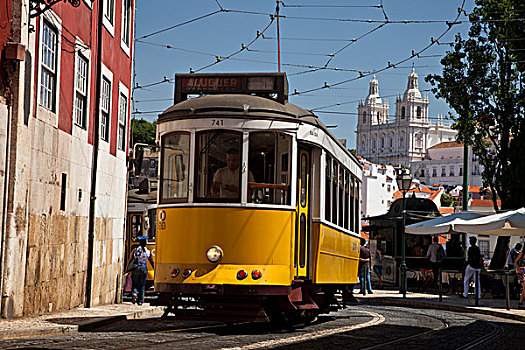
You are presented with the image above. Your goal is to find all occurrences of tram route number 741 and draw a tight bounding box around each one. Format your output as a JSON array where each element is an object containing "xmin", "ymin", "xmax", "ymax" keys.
[{"xmin": 211, "ymin": 119, "xmax": 224, "ymax": 126}]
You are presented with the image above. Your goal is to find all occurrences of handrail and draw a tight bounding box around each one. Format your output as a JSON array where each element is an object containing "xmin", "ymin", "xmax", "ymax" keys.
[{"xmin": 248, "ymin": 182, "xmax": 289, "ymax": 191}]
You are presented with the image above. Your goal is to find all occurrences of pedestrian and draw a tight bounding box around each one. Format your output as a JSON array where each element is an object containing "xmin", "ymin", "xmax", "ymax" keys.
[
  {"xmin": 125, "ymin": 236, "xmax": 155, "ymax": 306},
  {"xmin": 507, "ymin": 243, "xmax": 522, "ymax": 270},
  {"xmin": 515, "ymin": 249, "xmax": 525, "ymax": 308},
  {"xmin": 358, "ymin": 238, "xmax": 373, "ymax": 295},
  {"xmin": 427, "ymin": 235, "xmax": 446, "ymax": 289},
  {"xmin": 462, "ymin": 236, "xmax": 482, "ymax": 299},
  {"xmin": 373, "ymin": 247, "xmax": 384, "ymax": 289}
]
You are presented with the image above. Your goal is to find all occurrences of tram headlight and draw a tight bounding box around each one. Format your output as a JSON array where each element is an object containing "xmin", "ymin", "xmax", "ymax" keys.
[{"xmin": 206, "ymin": 246, "xmax": 223, "ymax": 263}]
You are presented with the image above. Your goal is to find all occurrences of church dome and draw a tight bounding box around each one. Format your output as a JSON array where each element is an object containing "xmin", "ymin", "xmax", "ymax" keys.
[
  {"xmin": 403, "ymin": 67, "xmax": 422, "ymax": 100},
  {"xmin": 366, "ymin": 75, "xmax": 382, "ymax": 104}
]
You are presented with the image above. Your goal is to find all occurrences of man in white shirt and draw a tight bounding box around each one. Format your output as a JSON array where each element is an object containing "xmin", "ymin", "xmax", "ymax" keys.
[{"xmin": 211, "ymin": 148, "xmax": 253, "ymax": 199}]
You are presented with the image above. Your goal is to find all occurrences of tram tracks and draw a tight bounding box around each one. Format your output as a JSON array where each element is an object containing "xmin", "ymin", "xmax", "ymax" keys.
[
  {"xmin": 359, "ymin": 308, "xmax": 450, "ymax": 350},
  {"xmin": 115, "ymin": 310, "xmax": 384, "ymax": 350},
  {"xmin": 455, "ymin": 320, "xmax": 502, "ymax": 350}
]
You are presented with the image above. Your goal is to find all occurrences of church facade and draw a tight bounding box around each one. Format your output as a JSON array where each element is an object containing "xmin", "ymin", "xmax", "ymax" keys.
[{"xmin": 356, "ymin": 68, "xmax": 456, "ymax": 168}]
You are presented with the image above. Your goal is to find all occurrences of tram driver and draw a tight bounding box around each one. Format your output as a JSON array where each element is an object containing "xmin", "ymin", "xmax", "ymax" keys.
[{"xmin": 211, "ymin": 148, "xmax": 254, "ymax": 199}]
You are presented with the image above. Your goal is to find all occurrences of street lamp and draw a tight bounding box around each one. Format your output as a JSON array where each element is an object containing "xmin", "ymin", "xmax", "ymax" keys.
[{"xmin": 396, "ymin": 169, "xmax": 412, "ymax": 298}]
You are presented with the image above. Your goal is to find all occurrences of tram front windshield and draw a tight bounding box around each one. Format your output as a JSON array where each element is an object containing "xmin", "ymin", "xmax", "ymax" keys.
[
  {"xmin": 161, "ymin": 129, "xmax": 291, "ymax": 205},
  {"xmin": 195, "ymin": 131, "xmax": 243, "ymax": 202}
]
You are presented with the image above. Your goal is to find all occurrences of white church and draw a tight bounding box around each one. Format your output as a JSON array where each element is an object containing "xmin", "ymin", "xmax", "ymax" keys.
[{"xmin": 356, "ymin": 68, "xmax": 457, "ymax": 167}]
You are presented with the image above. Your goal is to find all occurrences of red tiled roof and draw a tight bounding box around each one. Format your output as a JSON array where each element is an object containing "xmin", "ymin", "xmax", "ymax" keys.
[
  {"xmin": 470, "ymin": 199, "xmax": 502, "ymax": 208},
  {"xmin": 428, "ymin": 190, "xmax": 442, "ymax": 200},
  {"xmin": 428, "ymin": 141, "xmax": 463, "ymax": 149},
  {"xmin": 420, "ymin": 186, "xmax": 433, "ymax": 194},
  {"xmin": 439, "ymin": 207, "xmax": 455, "ymax": 214},
  {"xmin": 469, "ymin": 185, "xmax": 483, "ymax": 192}
]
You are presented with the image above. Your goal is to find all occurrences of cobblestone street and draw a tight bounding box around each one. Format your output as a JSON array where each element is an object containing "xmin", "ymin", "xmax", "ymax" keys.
[{"xmin": 1, "ymin": 303, "xmax": 523, "ymax": 349}]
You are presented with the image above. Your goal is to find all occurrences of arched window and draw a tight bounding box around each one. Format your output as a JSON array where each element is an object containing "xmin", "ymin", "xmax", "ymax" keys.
[
  {"xmin": 377, "ymin": 112, "xmax": 380, "ymax": 123},
  {"xmin": 417, "ymin": 106, "xmax": 422, "ymax": 118},
  {"xmin": 362, "ymin": 111, "xmax": 367, "ymax": 123},
  {"xmin": 380, "ymin": 137, "xmax": 385, "ymax": 148},
  {"xmin": 399, "ymin": 136, "xmax": 404, "ymax": 148},
  {"xmin": 401, "ymin": 106, "xmax": 405, "ymax": 119},
  {"xmin": 415, "ymin": 133, "xmax": 423, "ymax": 148}
]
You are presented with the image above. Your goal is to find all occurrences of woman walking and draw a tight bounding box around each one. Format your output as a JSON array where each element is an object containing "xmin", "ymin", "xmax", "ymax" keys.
[{"xmin": 125, "ymin": 236, "xmax": 155, "ymax": 306}]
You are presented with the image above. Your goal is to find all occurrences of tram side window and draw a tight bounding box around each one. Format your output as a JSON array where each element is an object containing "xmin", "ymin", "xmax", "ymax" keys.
[
  {"xmin": 160, "ymin": 132, "xmax": 190, "ymax": 203},
  {"xmin": 344, "ymin": 170, "xmax": 349, "ymax": 230},
  {"xmin": 248, "ymin": 132, "xmax": 291, "ymax": 205},
  {"xmin": 338, "ymin": 167, "xmax": 344, "ymax": 227},
  {"xmin": 147, "ymin": 208, "xmax": 156, "ymax": 241},
  {"xmin": 195, "ymin": 130, "xmax": 243, "ymax": 202},
  {"xmin": 349, "ymin": 177, "xmax": 355, "ymax": 232},
  {"xmin": 130, "ymin": 214, "xmax": 142, "ymax": 241},
  {"xmin": 331, "ymin": 161, "xmax": 338, "ymax": 224},
  {"xmin": 354, "ymin": 179, "xmax": 360, "ymax": 232},
  {"xmin": 325, "ymin": 156, "xmax": 331, "ymax": 221}
]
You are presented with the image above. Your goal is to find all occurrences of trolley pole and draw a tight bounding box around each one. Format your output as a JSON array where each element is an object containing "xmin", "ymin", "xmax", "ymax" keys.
[{"xmin": 276, "ymin": 0, "xmax": 281, "ymax": 72}]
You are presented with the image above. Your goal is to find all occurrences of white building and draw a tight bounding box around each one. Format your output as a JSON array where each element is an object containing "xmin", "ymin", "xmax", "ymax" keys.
[
  {"xmin": 359, "ymin": 157, "xmax": 398, "ymax": 221},
  {"xmin": 410, "ymin": 141, "xmax": 483, "ymax": 187},
  {"xmin": 356, "ymin": 68, "xmax": 457, "ymax": 167}
]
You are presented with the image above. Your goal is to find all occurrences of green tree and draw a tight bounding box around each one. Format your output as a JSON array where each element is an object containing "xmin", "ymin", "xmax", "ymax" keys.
[
  {"xmin": 426, "ymin": 0, "xmax": 524, "ymax": 268},
  {"xmin": 440, "ymin": 193, "xmax": 458, "ymax": 207},
  {"xmin": 131, "ymin": 118, "xmax": 156, "ymax": 147}
]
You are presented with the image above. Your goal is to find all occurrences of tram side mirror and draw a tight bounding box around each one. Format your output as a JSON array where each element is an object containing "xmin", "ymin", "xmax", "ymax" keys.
[{"xmin": 175, "ymin": 154, "xmax": 185, "ymax": 182}]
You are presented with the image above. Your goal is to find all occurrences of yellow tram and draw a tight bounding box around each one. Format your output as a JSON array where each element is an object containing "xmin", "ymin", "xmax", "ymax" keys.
[
  {"xmin": 154, "ymin": 73, "xmax": 362, "ymax": 322},
  {"xmin": 125, "ymin": 150, "xmax": 158, "ymax": 286}
]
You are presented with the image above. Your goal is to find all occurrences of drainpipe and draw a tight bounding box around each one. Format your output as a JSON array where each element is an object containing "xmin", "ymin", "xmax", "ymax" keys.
[
  {"xmin": 85, "ymin": 0, "xmax": 104, "ymax": 308},
  {"xmin": 0, "ymin": 102, "xmax": 13, "ymax": 317}
]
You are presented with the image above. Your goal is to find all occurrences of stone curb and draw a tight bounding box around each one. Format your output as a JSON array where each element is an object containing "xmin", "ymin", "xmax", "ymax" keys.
[
  {"xmin": 0, "ymin": 306, "xmax": 164, "ymax": 340},
  {"xmin": 0, "ymin": 325, "xmax": 78, "ymax": 340},
  {"xmin": 358, "ymin": 297, "xmax": 525, "ymax": 323},
  {"xmin": 77, "ymin": 306, "xmax": 164, "ymax": 331}
]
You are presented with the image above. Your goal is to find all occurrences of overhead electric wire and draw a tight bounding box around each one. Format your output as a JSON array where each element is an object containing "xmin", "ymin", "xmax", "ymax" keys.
[
  {"xmin": 324, "ymin": 23, "xmax": 386, "ymax": 67},
  {"xmin": 214, "ymin": 0, "xmax": 224, "ymax": 11},
  {"xmin": 313, "ymin": 110, "xmax": 454, "ymax": 121},
  {"xmin": 138, "ymin": 10, "xmax": 223, "ymax": 40},
  {"xmin": 309, "ymin": 90, "xmax": 432, "ymax": 111},
  {"xmin": 245, "ymin": 48, "xmax": 334, "ymax": 57},
  {"xmin": 225, "ymin": 9, "xmax": 461, "ymax": 24},
  {"xmin": 292, "ymin": 0, "xmax": 468, "ymax": 96},
  {"xmin": 194, "ymin": 12, "xmax": 276, "ymax": 72},
  {"xmin": 281, "ymin": 3, "xmax": 382, "ymax": 8},
  {"xmin": 225, "ymin": 8, "xmax": 524, "ymax": 24}
]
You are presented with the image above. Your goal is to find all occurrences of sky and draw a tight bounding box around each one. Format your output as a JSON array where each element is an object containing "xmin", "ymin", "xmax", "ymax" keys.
[{"xmin": 133, "ymin": 0, "xmax": 475, "ymax": 148}]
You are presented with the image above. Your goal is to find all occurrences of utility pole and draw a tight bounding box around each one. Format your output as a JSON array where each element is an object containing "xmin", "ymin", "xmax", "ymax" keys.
[{"xmin": 462, "ymin": 143, "xmax": 469, "ymax": 258}]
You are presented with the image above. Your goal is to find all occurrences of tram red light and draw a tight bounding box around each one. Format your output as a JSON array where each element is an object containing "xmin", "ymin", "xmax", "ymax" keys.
[
  {"xmin": 251, "ymin": 270, "xmax": 262, "ymax": 280},
  {"xmin": 182, "ymin": 269, "xmax": 192, "ymax": 278},
  {"xmin": 171, "ymin": 268, "xmax": 180, "ymax": 278},
  {"xmin": 237, "ymin": 270, "xmax": 248, "ymax": 280}
]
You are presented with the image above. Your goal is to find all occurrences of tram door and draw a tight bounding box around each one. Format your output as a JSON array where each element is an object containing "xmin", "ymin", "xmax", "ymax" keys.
[{"xmin": 295, "ymin": 146, "xmax": 310, "ymax": 278}]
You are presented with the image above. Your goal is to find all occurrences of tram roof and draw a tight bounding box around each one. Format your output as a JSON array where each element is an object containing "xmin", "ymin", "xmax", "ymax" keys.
[{"xmin": 159, "ymin": 94, "xmax": 360, "ymax": 165}]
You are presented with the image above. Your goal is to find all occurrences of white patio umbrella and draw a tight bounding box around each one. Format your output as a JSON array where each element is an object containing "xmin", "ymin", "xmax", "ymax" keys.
[
  {"xmin": 405, "ymin": 211, "xmax": 487, "ymax": 235},
  {"xmin": 454, "ymin": 208, "xmax": 525, "ymax": 236}
]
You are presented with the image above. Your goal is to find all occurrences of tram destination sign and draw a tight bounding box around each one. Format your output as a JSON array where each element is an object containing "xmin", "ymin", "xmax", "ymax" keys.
[
  {"xmin": 175, "ymin": 73, "xmax": 288, "ymax": 103},
  {"xmin": 182, "ymin": 77, "xmax": 241, "ymax": 91}
]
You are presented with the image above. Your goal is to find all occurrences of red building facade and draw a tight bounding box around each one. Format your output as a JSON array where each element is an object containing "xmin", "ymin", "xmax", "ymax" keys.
[{"xmin": 0, "ymin": 0, "xmax": 134, "ymax": 317}]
